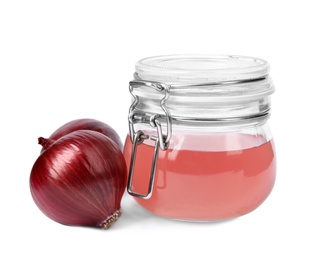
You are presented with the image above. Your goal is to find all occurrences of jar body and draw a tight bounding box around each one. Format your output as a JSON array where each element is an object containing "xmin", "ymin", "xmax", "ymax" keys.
[
  {"xmin": 126, "ymin": 54, "xmax": 276, "ymax": 220},
  {"xmin": 123, "ymin": 122, "xmax": 276, "ymax": 220}
]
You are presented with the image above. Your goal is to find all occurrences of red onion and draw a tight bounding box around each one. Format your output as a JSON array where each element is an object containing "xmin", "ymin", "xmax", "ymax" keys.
[
  {"xmin": 30, "ymin": 130, "xmax": 127, "ymax": 229},
  {"xmin": 39, "ymin": 118, "xmax": 123, "ymax": 152}
]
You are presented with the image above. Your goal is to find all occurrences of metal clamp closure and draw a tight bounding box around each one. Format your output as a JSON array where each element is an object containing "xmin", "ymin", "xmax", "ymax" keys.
[
  {"xmin": 127, "ymin": 80, "xmax": 172, "ymax": 199},
  {"xmin": 128, "ymin": 80, "xmax": 172, "ymax": 149}
]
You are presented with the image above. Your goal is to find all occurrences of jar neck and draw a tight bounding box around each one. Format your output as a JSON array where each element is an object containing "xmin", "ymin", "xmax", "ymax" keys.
[{"xmin": 134, "ymin": 114, "xmax": 270, "ymax": 132}]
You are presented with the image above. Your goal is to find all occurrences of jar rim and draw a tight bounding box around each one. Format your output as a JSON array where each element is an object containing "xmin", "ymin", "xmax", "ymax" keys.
[{"xmin": 135, "ymin": 54, "xmax": 270, "ymax": 83}]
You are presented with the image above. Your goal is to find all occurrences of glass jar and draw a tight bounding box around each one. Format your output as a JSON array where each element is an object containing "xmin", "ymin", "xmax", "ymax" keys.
[{"xmin": 124, "ymin": 54, "xmax": 276, "ymax": 221}]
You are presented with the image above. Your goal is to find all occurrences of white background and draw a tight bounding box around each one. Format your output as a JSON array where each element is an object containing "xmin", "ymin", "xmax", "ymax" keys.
[{"xmin": 1, "ymin": 0, "xmax": 324, "ymax": 259}]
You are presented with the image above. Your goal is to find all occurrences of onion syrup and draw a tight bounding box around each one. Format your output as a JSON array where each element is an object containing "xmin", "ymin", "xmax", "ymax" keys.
[{"xmin": 124, "ymin": 133, "xmax": 276, "ymax": 220}]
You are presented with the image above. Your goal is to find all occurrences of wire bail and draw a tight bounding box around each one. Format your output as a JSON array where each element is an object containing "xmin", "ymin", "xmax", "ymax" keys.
[{"xmin": 127, "ymin": 80, "xmax": 172, "ymax": 199}]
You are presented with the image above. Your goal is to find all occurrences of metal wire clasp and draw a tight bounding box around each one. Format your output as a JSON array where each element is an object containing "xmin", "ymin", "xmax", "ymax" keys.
[{"xmin": 127, "ymin": 80, "xmax": 172, "ymax": 199}]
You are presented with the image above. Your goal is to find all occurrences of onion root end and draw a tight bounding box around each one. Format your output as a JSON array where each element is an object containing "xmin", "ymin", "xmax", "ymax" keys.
[{"xmin": 100, "ymin": 210, "xmax": 122, "ymax": 229}]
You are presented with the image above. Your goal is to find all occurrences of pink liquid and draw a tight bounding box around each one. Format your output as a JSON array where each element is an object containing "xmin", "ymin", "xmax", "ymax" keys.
[{"xmin": 123, "ymin": 133, "xmax": 276, "ymax": 220}]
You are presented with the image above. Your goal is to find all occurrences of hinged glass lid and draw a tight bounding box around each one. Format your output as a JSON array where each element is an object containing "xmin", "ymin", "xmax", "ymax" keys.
[{"xmin": 131, "ymin": 54, "xmax": 275, "ymax": 124}]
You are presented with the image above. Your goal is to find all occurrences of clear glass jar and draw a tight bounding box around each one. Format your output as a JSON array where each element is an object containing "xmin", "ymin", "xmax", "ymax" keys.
[{"xmin": 124, "ymin": 54, "xmax": 276, "ymax": 221}]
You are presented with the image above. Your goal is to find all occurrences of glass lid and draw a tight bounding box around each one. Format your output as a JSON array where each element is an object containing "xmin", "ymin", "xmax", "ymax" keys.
[{"xmin": 135, "ymin": 54, "xmax": 270, "ymax": 83}]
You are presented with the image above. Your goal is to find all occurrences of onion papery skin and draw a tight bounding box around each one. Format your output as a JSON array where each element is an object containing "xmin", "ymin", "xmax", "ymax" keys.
[
  {"xmin": 41, "ymin": 118, "xmax": 123, "ymax": 152},
  {"xmin": 30, "ymin": 130, "xmax": 127, "ymax": 229}
]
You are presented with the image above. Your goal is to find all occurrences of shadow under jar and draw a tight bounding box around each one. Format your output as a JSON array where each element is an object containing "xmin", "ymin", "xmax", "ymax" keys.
[{"xmin": 124, "ymin": 54, "xmax": 276, "ymax": 221}]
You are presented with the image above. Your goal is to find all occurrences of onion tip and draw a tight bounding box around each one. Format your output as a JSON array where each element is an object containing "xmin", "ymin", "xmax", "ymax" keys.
[
  {"xmin": 100, "ymin": 210, "xmax": 122, "ymax": 229},
  {"xmin": 38, "ymin": 137, "xmax": 55, "ymax": 150}
]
